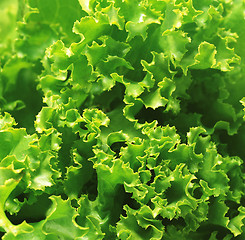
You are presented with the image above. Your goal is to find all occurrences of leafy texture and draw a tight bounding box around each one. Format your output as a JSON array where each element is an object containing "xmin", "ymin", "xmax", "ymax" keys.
[{"xmin": 0, "ymin": 0, "xmax": 245, "ymax": 239}]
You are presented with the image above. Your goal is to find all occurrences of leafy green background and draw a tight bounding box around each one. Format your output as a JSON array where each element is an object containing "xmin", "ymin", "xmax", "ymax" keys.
[{"xmin": 0, "ymin": 0, "xmax": 245, "ymax": 239}]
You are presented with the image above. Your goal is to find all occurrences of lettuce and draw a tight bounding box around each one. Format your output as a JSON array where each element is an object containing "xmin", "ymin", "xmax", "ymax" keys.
[{"xmin": 0, "ymin": 0, "xmax": 245, "ymax": 239}]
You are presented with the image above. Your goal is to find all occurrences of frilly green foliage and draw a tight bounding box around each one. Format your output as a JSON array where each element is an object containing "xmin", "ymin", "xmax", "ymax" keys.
[{"xmin": 0, "ymin": 0, "xmax": 245, "ymax": 239}]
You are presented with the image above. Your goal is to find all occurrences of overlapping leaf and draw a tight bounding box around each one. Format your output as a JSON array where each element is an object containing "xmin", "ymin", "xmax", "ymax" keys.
[{"xmin": 0, "ymin": 0, "xmax": 245, "ymax": 239}]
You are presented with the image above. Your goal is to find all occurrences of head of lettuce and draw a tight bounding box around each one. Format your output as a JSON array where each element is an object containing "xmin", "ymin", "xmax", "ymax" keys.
[{"xmin": 0, "ymin": 0, "xmax": 245, "ymax": 239}]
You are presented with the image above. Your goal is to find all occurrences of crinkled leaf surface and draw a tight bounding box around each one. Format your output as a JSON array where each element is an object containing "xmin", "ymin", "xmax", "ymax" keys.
[{"xmin": 0, "ymin": 0, "xmax": 245, "ymax": 239}]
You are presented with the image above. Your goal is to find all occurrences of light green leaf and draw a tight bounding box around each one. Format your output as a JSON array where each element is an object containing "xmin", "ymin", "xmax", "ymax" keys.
[{"xmin": 43, "ymin": 196, "xmax": 85, "ymax": 239}]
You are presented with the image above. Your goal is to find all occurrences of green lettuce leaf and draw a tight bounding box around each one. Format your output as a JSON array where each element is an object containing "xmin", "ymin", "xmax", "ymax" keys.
[{"xmin": 1, "ymin": 0, "xmax": 245, "ymax": 239}]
